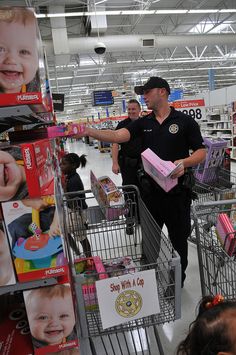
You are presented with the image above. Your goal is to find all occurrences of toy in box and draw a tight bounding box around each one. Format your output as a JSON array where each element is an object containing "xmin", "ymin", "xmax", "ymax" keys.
[
  {"xmin": 0, "ymin": 293, "xmax": 33, "ymax": 355},
  {"xmin": 0, "ymin": 139, "xmax": 54, "ymax": 202},
  {"xmin": 90, "ymin": 170, "xmax": 126, "ymax": 221},
  {"xmin": 141, "ymin": 148, "xmax": 178, "ymax": 192},
  {"xmin": 0, "ymin": 7, "xmax": 53, "ymax": 114},
  {"xmin": 0, "ymin": 219, "xmax": 16, "ymax": 287},
  {"xmin": 1, "ymin": 196, "xmax": 68, "ymax": 282},
  {"xmin": 74, "ymin": 256, "xmax": 108, "ymax": 310},
  {"xmin": 47, "ymin": 123, "xmax": 85, "ymax": 138},
  {"xmin": 103, "ymin": 257, "xmax": 136, "ymax": 277},
  {"xmin": 216, "ymin": 213, "xmax": 236, "ymax": 256},
  {"xmin": 24, "ymin": 283, "xmax": 78, "ymax": 354}
]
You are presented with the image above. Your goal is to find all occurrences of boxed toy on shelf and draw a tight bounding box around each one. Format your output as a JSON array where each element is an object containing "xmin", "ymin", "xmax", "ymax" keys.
[
  {"xmin": 23, "ymin": 282, "xmax": 78, "ymax": 354},
  {"xmin": 1, "ymin": 196, "xmax": 68, "ymax": 282},
  {"xmin": 0, "ymin": 7, "xmax": 53, "ymax": 114},
  {"xmin": 90, "ymin": 170, "xmax": 125, "ymax": 220},
  {"xmin": 0, "ymin": 138, "xmax": 54, "ymax": 202},
  {"xmin": 0, "ymin": 218, "xmax": 16, "ymax": 287},
  {"xmin": 141, "ymin": 148, "xmax": 178, "ymax": 192}
]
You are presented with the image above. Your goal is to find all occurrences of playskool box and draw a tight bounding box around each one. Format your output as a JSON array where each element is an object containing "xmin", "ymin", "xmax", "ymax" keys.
[
  {"xmin": 0, "ymin": 139, "xmax": 54, "ymax": 202},
  {"xmin": 141, "ymin": 148, "xmax": 178, "ymax": 192},
  {"xmin": 0, "ymin": 7, "xmax": 53, "ymax": 113},
  {"xmin": 23, "ymin": 282, "xmax": 78, "ymax": 355},
  {"xmin": 90, "ymin": 170, "xmax": 125, "ymax": 220},
  {"xmin": 1, "ymin": 197, "xmax": 68, "ymax": 282},
  {"xmin": 0, "ymin": 219, "xmax": 16, "ymax": 287}
]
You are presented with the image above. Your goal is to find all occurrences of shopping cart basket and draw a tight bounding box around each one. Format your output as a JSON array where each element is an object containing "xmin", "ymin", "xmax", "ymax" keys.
[
  {"xmin": 61, "ymin": 186, "xmax": 181, "ymax": 355},
  {"xmin": 192, "ymin": 199, "xmax": 236, "ymax": 299}
]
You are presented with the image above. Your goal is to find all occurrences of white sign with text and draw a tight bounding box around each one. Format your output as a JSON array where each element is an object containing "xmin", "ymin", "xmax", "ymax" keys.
[
  {"xmin": 172, "ymin": 99, "xmax": 206, "ymax": 121},
  {"xmin": 96, "ymin": 269, "xmax": 160, "ymax": 329}
]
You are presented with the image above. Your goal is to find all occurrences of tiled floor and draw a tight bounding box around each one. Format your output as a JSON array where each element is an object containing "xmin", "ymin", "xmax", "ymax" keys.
[{"xmin": 66, "ymin": 139, "xmax": 202, "ymax": 355}]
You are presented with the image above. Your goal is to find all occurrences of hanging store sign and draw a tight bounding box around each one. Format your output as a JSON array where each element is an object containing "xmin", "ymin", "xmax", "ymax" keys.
[
  {"xmin": 96, "ymin": 269, "xmax": 160, "ymax": 330},
  {"xmin": 172, "ymin": 99, "xmax": 206, "ymax": 121},
  {"xmin": 52, "ymin": 93, "xmax": 65, "ymax": 111}
]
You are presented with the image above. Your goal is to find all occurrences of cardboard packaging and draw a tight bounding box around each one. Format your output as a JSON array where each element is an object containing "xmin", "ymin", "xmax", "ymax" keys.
[
  {"xmin": 1, "ymin": 197, "xmax": 68, "ymax": 282},
  {"xmin": 0, "ymin": 294, "xmax": 34, "ymax": 355},
  {"xmin": 47, "ymin": 123, "xmax": 85, "ymax": 138},
  {"xmin": 216, "ymin": 213, "xmax": 236, "ymax": 256},
  {"xmin": 0, "ymin": 219, "xmax": 16, "ymax": 287},
  {"xmin": 90, "ymin": 170, "xmax": 125, "ymax": 220},
  {"xmin": 141, "ymin": 148, "xmax": 178, "ymax": 192},
  {"xmin": 0, "ymin": 7, "xmax": 53, "ymax": 114},
  {"xmin": 24, "ymin": 282, "xmax": 78, "ymax": 354},
  {"xmin": 0, "ymin": 139, "xmax": 54, "ymax": 202}
]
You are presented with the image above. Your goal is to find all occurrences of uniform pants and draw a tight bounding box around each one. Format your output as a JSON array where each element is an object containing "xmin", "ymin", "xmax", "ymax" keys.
[{"xmin": 143, "ymin": 185, "xmax": 191, "ymax": 283}]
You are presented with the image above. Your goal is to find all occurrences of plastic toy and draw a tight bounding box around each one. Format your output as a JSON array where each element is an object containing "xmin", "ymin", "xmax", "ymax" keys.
[{"xmin": 13, "ymin": 196, "xmax": 63, "ymax": 270}]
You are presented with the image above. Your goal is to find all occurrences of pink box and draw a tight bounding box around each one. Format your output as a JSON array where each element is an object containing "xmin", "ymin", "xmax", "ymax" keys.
[
  {"xmin": 141, "ymin": 148, "xmax": 178, "ymax": 192},
  {"xmin": 47, "ymin": 123, "xmax": 85, "ymax": 138},
  {"xmin": 216, "ymin": 213, "xmax": 236, "ymax": 256}
]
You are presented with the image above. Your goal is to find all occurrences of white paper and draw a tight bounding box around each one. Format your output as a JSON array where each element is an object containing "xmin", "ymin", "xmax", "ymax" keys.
[{"xmin": 96, "ymin": 269, "xmax": 160, "ymax": 330}]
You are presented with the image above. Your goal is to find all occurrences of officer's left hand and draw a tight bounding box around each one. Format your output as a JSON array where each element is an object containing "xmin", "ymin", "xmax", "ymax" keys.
[{"xmin": 171, "ymin": 160, "xmax": 185, "ymax": 179}]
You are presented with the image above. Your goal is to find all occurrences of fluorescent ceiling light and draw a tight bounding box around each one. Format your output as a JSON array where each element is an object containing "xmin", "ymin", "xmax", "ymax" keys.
[
  {"xmin": 95, "ymin": 0, "xmax": 107, "ymax": 5},
  {"xmin": 36, "ymin": 9, "xmax": 236, "ymax": 18}
]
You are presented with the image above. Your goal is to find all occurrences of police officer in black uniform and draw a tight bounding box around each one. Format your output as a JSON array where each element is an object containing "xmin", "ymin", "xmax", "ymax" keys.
[{"xmin": 75, "ymin": 77, "xmax": 206, "ymax": 287}]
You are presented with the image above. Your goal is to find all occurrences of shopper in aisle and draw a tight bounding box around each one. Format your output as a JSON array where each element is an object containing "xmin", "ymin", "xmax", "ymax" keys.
[
  {"xmin": 0, "ymin": 7, "xmax": 40, "ymax": 94},
  {"xmin": 60, "ymin": 153, "xmax": 91, "ymax": 257},
  {"xmin": 112, "ymin": 99, "xmax": 142, "ymax": 234},
  {"xmin": 25, "ymin": 284, "xmax": 76, "ymax": 347},
  {"xmin": 74, "ymin": 76, "xmax": 206, "ymax": 287},
  {"xmin": 176, "ymin": 295, "xmax": 236, "ymax": 355}
]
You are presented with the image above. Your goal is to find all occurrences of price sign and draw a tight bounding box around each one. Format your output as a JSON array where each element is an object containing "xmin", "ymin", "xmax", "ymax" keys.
[{"xmin": 172, "ymin": 99, "xmax": 206, "ymax": 121}]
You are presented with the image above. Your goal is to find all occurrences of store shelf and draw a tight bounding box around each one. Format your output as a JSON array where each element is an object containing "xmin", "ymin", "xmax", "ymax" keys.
[{"xmin": 0, "ymin": 277, "xmax": 58, "ymax": 296}]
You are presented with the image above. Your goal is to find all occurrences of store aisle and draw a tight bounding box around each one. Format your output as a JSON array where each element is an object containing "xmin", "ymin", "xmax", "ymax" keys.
[{"xmin": 66, "ymin": 139, "xmax": 201, "ymax": 355}]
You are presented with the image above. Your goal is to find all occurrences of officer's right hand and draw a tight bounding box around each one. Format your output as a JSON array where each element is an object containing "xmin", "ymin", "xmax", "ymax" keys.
[{"xmin": 112, "ymin": 163, "xmax": 120, "ymax": 174}]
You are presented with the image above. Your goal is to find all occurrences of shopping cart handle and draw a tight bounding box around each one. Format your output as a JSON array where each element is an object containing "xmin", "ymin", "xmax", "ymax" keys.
[{"xmin": 195, "ymin": 199, "xmax": 236, "ymax": 208}]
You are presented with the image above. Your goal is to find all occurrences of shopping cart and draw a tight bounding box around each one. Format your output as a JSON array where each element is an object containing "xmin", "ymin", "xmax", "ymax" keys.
[
  {"xmin": 61, "ymin": 186, "xmax": 181, "ymax": 355},
  {"xmin": 192, "ymin": 199, "xmax": 236, "ymax": 299},
  {"xmin": 189, "ymin": 166, "xmax": 236, "ymax": 243}
]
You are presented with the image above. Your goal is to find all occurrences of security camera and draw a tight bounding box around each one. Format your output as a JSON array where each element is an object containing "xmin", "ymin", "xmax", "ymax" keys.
[{"xmin": 94, "ymin": 42, "xmax": 106, "ymax": 55}]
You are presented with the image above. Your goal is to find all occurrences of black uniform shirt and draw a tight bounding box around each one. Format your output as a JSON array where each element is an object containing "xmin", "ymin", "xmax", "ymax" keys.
[
  {"xmin": 126, "ymin": 107, "xmax": 205, "ymax": 162},
  {"xmin": 66, "ymin": 172, "xmax": 88, "ymax": 210},
  {"xmin": 115, "ymin": 118, "xmax": 143, "ymax": 159}
]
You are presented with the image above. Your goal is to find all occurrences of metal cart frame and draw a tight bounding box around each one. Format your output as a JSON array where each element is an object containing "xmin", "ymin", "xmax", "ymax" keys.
[
  {"xmin": 60, "ymin": 186, "xmax": 181, "ymax": 355},
  {"xmin": 192, "ymin": 199, "xmax": 236, "ymax": 298}
]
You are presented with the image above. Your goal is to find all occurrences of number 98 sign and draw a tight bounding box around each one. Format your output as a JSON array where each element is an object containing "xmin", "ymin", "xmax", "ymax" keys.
[{"xmin": 172, "ymin": 99, "xmax": 206, "ymax": 121}]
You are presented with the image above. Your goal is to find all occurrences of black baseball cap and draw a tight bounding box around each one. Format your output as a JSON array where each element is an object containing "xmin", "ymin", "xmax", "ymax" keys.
[{"xmin": 134, "ymin": 77, "xmax": 171, "ymax": 95}]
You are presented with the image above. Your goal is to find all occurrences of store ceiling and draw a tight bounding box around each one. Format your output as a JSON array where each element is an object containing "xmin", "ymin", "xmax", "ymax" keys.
[{"xmin": 2, "ymin": 0, "xmax": 236, "ymax": 118}]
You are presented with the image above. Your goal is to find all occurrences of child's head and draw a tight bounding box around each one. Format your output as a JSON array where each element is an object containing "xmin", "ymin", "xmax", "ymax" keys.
[
  {"xmin": 60, "ymin": 153, "xmax": 87, "ymax": 175},
  {"xmin": 0, "ymin": 7, "xmax": 39, "ymax": 93},
  {"xmin": 177, "ymin": 295, "xmax": 236, "ymax": 355},
  {"xmin": 25, "ymin": 284, "xmax": 75, "ymax": 346}
]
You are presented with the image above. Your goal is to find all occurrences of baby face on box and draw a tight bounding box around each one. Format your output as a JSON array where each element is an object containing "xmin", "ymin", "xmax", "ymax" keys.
[
  {"xmin": 0, "ymin": 223, "xmax": 15, "ymax": 286},
  {"xmin": 25, "ymin": 284, "xmax": 76, "ymax": 347}
]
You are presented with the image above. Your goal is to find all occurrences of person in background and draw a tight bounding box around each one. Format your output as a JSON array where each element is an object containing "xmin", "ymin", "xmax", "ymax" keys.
[
  {"xmin": 74, "ymin": 76, "xmax": 206, "ymax": 287},
  {"xmin": 0, "ymin": 7, "xmax": 40, "ymax": 94},
  {"xmin": 176, "ymin": 295, "xmax": 236, "ymax": 355},
  {"xmin": 112, "ymin": 99, "xmax": 142, "ymax": 234},
  {"xmin": 60, "ymin": 153, "xmax": 91, "ymax": 257}
]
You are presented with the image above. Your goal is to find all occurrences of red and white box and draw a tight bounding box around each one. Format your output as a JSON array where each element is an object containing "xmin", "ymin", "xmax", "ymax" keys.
[
  {"xmin": 216, "ymin": 213, "xmax": 236, "ymax": 256},
  {"xmin": 1, "ymin": 197, "xmax": 68, "ymax": 282},
  {"xmin": 23, "ymin": 282, "xmax": 78, "ymax": 354},
  {"xmin": 21, "ymin": 139, "xmax": 54, "ymax": 198},
  {"xmin": 141, "ymin": 148, "xmax": 178, "ymax": 192}
]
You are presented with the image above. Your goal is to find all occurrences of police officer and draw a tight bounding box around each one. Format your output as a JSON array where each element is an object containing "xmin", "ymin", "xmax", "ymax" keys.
[{"xmin": 75, "ymin": 77, "xmax": 206, "ymax": 287}]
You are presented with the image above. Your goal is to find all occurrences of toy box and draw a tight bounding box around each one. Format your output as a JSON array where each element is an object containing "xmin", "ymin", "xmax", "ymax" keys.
[
  {"xmin": 1, "ymin": 197, "xmax": 68, "ymax": 282},
  {"xmin": 141, "ymin": 148, "xmax": 178, "ymax": 192},
  {"xmin": 0, "ymin": 293, "xmax": 34, "ymax": 355},
  {"xmin": 0, "ymin": 219, "xmax": 16, "ymax": 287},
  {"xmin": 23, "ymin": 282, "xmax": 78, "ymax": 354},
  {"xmin": 75, "ymin": 256, "xmax": 108, "ymax": 310},
  {"xmin": 0, "ymin": 7, "xmax": 53, "ymax": 114},
  {"xmin": 0, "ymin": 139, "xmax": 54, "ymax": 202},
  {"xmin": 90, "ymin": 170, "xmax": 126, "ymax": 220},
  {"xmin": 47, "ymin": 123, "xmax": 85, "ymax": 138},
  {"xmin": 216, "ymin": 213, "xmax": 236, "ymax": 256},
  {"xmin": 103, "ymin": 256, "xmax": 136, "ymax": 277}
]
